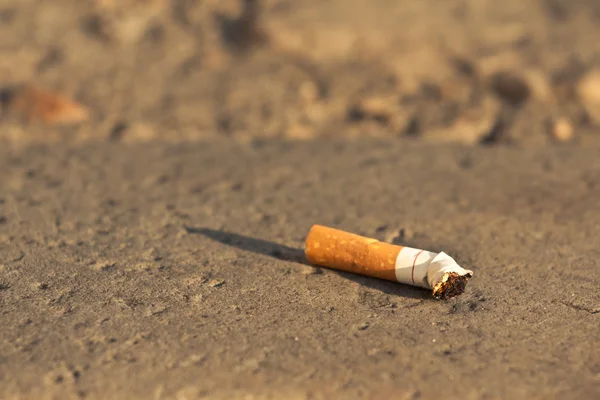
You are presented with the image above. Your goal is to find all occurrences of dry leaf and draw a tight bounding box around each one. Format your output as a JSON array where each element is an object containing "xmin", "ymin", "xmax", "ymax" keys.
[{"xmin": 8, "ymin": 86, "xmax": 90, "ymax": 125}]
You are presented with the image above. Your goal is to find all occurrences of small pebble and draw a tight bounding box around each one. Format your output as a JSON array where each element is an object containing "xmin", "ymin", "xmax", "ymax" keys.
[
  {"xmin": 577, "ymin": 69, "xmax": 600, "ymax": 123},
  {"xmin": 577, "ymin": 69, "xmax": 600, "ymax": 106},
  {"xmin": 348, "ymin": 96, "xmax": 397, "ymax": 123},
  {"xmin": 93, "ymin": 260, "xmax": 116, "ymax": 271},
  {"xmin": 285, "ymin": 123, "xmax": 315, "ymax": 140},
  {"xmin": 551, "ymin": 117, "xmax": 574, "ymax": 142},
  {"xmin": 489, "ymin": 71, "xmax": 530, "ymax": 106},
  {"xmin": 301, "ymin": 266, "xmax": 321, "ymax": 275},
  {"xmin": 357, "ymin": 322, "xmax": 370, "ymax": 331},
  {"xmin": 144, "ymin": 247, "xmax": 162, "ymax": 261},
  {"xmin": 208, "ymin": 279, "xmax": 225, "ymax": 288}
]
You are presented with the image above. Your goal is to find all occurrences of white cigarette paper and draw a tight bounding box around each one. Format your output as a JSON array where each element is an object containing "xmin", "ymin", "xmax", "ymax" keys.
[{"xmin": 394, "ymin": 247, "xmax": 473, "ymax": 297}]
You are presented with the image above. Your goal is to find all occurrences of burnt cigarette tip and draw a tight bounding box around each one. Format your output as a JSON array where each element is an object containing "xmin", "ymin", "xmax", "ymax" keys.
[{"xmin": 432, "ymin": 272, "xmax": 472, "ymax": 300}]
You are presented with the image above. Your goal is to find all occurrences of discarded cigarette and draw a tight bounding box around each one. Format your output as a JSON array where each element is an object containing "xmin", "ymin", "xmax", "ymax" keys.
[{"xmin": 304, "ymin": 225, "xmax": 473, "ymax": 299}]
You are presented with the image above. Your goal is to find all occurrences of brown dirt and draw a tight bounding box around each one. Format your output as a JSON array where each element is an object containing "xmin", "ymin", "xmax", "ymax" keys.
[{"xmin": 1, "ymin": 1, "xmax": 600, "ymax": 399}]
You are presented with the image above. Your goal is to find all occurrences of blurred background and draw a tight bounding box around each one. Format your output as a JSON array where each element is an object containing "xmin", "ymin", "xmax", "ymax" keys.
[{"xmin": 2, "ymin": 0, "xmax": 600, "ymax": 146}]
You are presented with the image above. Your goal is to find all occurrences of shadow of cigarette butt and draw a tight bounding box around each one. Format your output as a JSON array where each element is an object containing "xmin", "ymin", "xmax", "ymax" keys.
[
  {"xmin": 185, "ymin": 226, "xmax": 430, "ymax": 300},
  {"xmin": 184, "ymin": 226, "xmax": 310, "ymax": 265}
]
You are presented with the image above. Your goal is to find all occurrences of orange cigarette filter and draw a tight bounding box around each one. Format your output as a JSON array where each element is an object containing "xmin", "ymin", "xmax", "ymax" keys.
[
  {"xmin": 305, "ymin": 225, "xmax": 473, "ymax": 299},
  {"xmin": 305, "ymin": 224, "xmax": 401, "ymax": 282}
]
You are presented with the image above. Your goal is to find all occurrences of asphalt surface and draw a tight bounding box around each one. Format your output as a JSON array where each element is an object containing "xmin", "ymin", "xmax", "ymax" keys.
[{"xmin": 1, "ymin": 139, "xmax": 599, "ymax": 399}]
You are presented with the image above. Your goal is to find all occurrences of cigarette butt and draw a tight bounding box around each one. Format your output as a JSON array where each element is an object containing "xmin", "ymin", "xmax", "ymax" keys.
[{"xmin": 305, "ymin": 225, "xmax": 473, "ymax": 299}]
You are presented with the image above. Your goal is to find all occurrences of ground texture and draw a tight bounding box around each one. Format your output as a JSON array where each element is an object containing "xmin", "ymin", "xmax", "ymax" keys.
[{"xmin": 1, "ymin": 140, "xmax": 599, "ymax": 399}]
